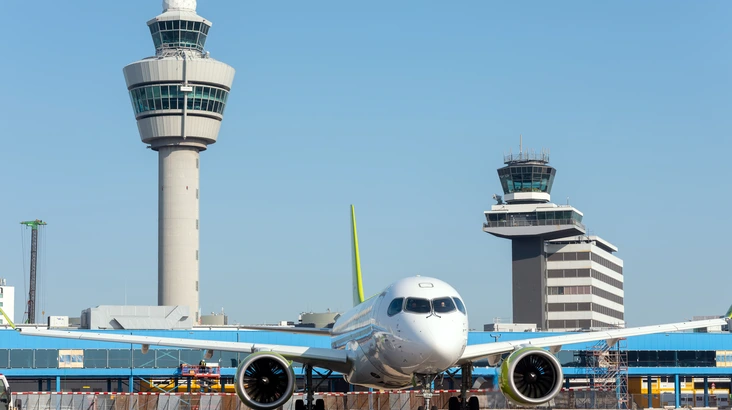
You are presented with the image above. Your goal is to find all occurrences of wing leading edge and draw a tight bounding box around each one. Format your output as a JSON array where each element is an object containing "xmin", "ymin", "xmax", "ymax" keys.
[
  {"xmin": 18, "ymin": 328, "xmax": 350, "ymax": 372},
  {"xmin": 458, "ymin": 317, "xmax": 728, "ymax": 365}
]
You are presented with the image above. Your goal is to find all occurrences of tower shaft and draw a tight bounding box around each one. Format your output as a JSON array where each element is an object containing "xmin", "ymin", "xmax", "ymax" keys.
[{"xmin": 158, "ymin": 147, "xmax": 200, "ymax": 315}]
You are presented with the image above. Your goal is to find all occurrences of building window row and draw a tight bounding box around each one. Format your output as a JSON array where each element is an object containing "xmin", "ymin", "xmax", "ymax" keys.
[
  {"xmin": 592, "ymin": 303, "xmax": 624, "ymax": 320},
  {"xmin": 547, "ymin": 302, "xmax": 624, "ymax": 320},
  {"xmin": 548, "ymin": 285, "xmax": 591, "ymax": 295},
  {"xmin": 547, "ymin": 251, "xmax": 591, "ymax": 262},
  {"xmin": 129, "ymin": 84, "xmax": 229, "ymax": 116},
  {"xmin": 0, "ymin": 348, "xmax": 244, "ymax": 369},
  {"xmin": 591, "ymin": 286, "xmax": 623, "ymax": 305},
  {"xmin": 548, "ymin": 302, "xmax": 591, "ymax": 312},
  {"xmin": 498, "ymin": 165, "xmax": 556, "ymax": 194},
  {"xmin": 591, "ymin": 253, "xmax": 623, "ymax": 274},
  {"xmin": 627, "ymin": 351, "xmax": 716, "ymax": 368},
  {"xmin": 548, "ymin": 319, "xmax": 621, "ymax": 331},
  {"xmin": 149, "ymin": 20, "xmax": 210, "ymax": 52},
  {"xmin": 547, "ymin": 268, "xmax": 623, "ymax": 290}
]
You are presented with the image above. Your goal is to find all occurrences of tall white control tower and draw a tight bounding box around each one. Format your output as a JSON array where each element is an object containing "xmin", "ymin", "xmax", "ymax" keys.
[{"xmin": 124, "ymin": 0, "xmax": 235, "ymax": 322}]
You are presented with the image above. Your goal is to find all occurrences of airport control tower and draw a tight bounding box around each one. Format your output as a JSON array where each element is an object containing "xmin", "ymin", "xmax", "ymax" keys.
[
  {"xmin": 483, "ymin": 148, "xmax": 586, "ymax": 330},
  {"xmin": 124, "ymin": 0, "xmax": 235, "ymax": 322}
]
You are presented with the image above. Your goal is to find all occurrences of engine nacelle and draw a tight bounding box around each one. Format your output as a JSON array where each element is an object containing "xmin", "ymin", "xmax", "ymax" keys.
[
  {"xmin": 498, "ymin": 347, "xmax": 563, "ymax": 406},
  {"xmin": 234, "ymin": 352, "xmax": 296, "ymax": 410}
]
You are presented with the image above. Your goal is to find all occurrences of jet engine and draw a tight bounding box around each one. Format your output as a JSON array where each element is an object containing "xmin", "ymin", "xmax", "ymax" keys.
[
  {"xmin": 234, "ymin": 352, "xmax": 295, "ymax": 410},
  {"xmin": 497, "ymin": 347, "xmax": 563, "ymax": 406}
]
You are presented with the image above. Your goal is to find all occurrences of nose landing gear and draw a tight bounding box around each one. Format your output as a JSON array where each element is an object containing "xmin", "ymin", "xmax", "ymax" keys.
[{"xmin": 416, "ymin": 374, "xmax": 439, "ymax": 410}]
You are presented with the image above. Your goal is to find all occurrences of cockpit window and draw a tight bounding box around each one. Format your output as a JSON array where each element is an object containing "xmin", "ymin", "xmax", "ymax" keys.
[
  {"xmin": 453, "ymin": 297, "xmax": 466, "ymax": 314},
  {"xmin": 404, "ymin": 297, "xmax": 431, "ymax": 314},
  {"xmin": 433, "ymin": 297, "xmax": 456, "ymax": 313},
  {"xmin": 387, "ymin": 298, "xmax": 404, "ymax": 316}
]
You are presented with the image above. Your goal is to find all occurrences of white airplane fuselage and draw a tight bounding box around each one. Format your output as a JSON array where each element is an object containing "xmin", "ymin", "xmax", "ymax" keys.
[{"xmin": 330, "ymin": 276, "xmax": 469, "ymax": 389}]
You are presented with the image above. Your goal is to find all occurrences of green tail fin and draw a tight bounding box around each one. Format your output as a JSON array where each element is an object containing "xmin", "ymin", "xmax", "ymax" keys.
[
  {"xmin": 0, "ymin": 307, "xmax": 16, "ymax": 330},
  {"xmin": 351, "ymin": 205, "xmax": 365, "ymax": 306},
  {"xmin": 725, "ymin": 304, "xmax": 732, "ymax": 319}
]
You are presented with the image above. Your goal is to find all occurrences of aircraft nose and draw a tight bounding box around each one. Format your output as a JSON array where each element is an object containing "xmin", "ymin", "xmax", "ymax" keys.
[{"xmin": 397, "ymin": 316, "xmax": 466, "ymax": 374}]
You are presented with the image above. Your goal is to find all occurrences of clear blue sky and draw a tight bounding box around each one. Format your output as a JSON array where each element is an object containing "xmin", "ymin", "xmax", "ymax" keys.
[{"xmin": 1, "ymin": 1, "xmax": 730, "ymax": 328}]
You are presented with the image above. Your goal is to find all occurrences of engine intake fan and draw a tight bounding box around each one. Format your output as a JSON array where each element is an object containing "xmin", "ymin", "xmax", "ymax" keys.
[
  {"xmin": 498, "ymin": 347, "xmax": 563, "ymax": 406},
  {"xmin": 234, "ymin": 352, "xmax": 295, "ymax": 410}
]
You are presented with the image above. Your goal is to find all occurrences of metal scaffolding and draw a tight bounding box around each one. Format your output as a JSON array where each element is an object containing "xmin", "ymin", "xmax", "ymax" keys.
[{"xmin": 579, "ymin": 338, "xmax": 630, "ymax": 409}]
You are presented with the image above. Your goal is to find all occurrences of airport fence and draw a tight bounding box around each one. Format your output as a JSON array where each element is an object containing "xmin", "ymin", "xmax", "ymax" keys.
[{"xmin": 11, "ymin": 390, "xmax": 630, "ymax": 410}]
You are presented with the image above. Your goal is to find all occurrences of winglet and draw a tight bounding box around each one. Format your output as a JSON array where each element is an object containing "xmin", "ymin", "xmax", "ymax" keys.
[
  {"xmin": 351, "ymin": 205, "xmax": 365, "ymax": 306},
  {"xmin": 0, "ymin": 307, "xmax": 16, "ymax": 330}
]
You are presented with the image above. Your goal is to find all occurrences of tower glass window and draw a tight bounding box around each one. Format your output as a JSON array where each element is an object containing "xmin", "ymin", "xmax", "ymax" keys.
[
  {"xmin": 129, "ymin": 84, "xmax": 229, "ymax": 116},
  {"xmin": 497, "ymin": 165, "xmax": 556, "ymax": 194},
  {"xmin": 148, "ymin": 20, "xmax": 210, "ymax": 53}
]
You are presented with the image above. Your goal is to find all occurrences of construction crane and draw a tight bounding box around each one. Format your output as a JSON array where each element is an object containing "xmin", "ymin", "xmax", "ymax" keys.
[{"xmin": 20, "ymin": 219, "xmax": 46, "ymax": 324}]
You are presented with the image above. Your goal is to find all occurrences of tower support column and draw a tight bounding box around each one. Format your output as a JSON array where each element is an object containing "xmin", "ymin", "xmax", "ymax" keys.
[
  {"xmin": 158, "ymin": 146, "xmax": 200, "ymax": 321},
  {"xmin": 511, "ymin": 238, "xmax": 546, "ymax": 329}
]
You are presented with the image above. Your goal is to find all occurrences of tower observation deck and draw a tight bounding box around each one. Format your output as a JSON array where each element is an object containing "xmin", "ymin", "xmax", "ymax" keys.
[{"xmin": 124, "ymin": 0, "xmax": 235, "ymax": 323}]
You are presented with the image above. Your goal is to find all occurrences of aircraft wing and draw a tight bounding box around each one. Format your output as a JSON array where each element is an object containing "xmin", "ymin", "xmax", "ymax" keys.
[
  {"xmin": 236, "ymin": 325, "xmax": 332, "ymax": 335},
  {"xmin": 457, "ymin": 317, "xmax": 729, "ymax": 365},
  {"xmin": 18, "ymin": 328, "xmax": 350, "ymax": 372}
]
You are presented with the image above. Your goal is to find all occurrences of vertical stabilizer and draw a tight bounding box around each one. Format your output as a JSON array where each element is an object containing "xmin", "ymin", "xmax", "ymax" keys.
[{"xmin": 351, "ymin": 205, "xmax": 365, "ymax": 306}]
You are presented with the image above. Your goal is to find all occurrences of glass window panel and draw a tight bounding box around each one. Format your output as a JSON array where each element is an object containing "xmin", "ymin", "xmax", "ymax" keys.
[
  {"xmin": 187, "ymin": 98, "xmax": 194, "ymax": 110},
  {"xmin": 198, "ymin": 33, "xmax": 207, "ymax": 48},
  {"xmin": 161, "ymin": 86, "xmax": 169, "ymax": 98},
  {"xmin": 162, "ymin": 98, "xmax": 170, "ymax": 109},
  {"xmin": 165, "ymin": 21, "xmax": 173, "ymax": 30},
  {"xmin": 433, "ymin": 297, "xmax": 455, "ymax": 313},
  {"xmin": 387, "ymin": 298, "xmax": 403, "ymax": 316},
  {"xmin": 108, "ymin": 350, "xmax": 131, "ymax": 368},
  {"xmin": 172, "ymin": 20, "xmax": 179, "ymax": 30},
  {"xmin": 179, "ymin": 349, "xmax": 204, "ymax": 365},
  {"xmin": 154, "ymin": 99, "xmax": 162, "ymax": 110},
  {"xmin": 133, "ymin": 350, "xmax": 155, "ymax": 368},
  {"xmin": 153, "ymin": 34, "xmax": 162, "ymax": 49},
  {"xmin": 201, "ymin": 99, "xmax": 209, "ymax": 111},
  {"xmin": 171, "ymin": 98, "xmax": 179, "ymax": 109},
  {"xmin": 194, "ymin": 22, "xmax": 201, "ymax": 31},
  {"xmin": 155, "ymin": 350, "xmax": 180, "ymax": 368},
  {"xmin": 404, "ymin": 298, "xmax": 431, "ymax": 314},
  {"xmin": 182, "ymin": 31, "xmax": 197, "ymax": 47},
  {"xmin": 453, "ymin": 298, "xmax": 466, "ymax": 314},
  {"xmin": 194, "ymin": 87, "xmax": 203, "ymax": 98},
  {"xmin": 34, "ymin": 349, "xmax": 59, "ymax": 368},
  {"xmin": 0, "ymin": 349, "xmax": 9, "ymax": 368},
  {"xmin": 152, "ymin": 87, "xmax": 160, "ymax": 98},
  {"xmin": 193, "ymin": 99, "xmax": 202, "ymax": 110},
  {"xmin": 10, "ymin": 350, "xmax": 33, "ymax": 368},
  {"xmin": 158, "ymin": 21, "xmax": 166, "ymax": 31},
  {"xmin": 203, "ymin": 87, "xmax": 210, "ymax": 98},
  {"xmin": 220, "ymin": 351, "xmax": 238, "ymax": 368},
  {"xmin": 83, "ymin": 350, "xmax": 107, "ymax": 369}
]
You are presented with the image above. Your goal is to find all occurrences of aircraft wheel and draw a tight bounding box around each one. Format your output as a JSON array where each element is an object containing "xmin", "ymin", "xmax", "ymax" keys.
[
  {"xmin": 448, "ymin": 397, "xmax": 460, "ymax": 410},
  {"xmin": 315, "ymin": 399, "xmax": 325, "ymax": 410},
  {"xmin": 468, "ymin": 396, "xmax": 479, "ymax": 410},
  {"xmin": 295, "ymin": 399, "xmax": 305, "ymax": 410}
]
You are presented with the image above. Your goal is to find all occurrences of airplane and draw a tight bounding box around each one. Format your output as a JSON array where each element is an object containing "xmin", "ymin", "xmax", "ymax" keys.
[{"xmin": 12, "ymin": 205, "xmax": 732, "ymax": 410}]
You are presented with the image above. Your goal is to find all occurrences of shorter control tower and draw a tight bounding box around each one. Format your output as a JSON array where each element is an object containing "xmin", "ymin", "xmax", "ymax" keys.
[{"xmin": 483, "ymin": 148, "xmax": 585, "ymax": 330}]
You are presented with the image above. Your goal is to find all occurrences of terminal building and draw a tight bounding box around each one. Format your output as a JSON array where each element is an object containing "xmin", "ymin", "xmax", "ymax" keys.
[{"xmin": 483, "ymin": 148, "xmax": 624, "ymax": 331}]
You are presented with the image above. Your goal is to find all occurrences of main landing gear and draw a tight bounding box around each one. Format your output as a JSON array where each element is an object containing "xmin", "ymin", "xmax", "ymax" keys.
[
  {"xmin": 445, "ymin": 364, "xmax": 479, "ymax": 410},
  {"xmin": 294, "ymin": 365, "xmax": 332, "ymax": 410}
]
